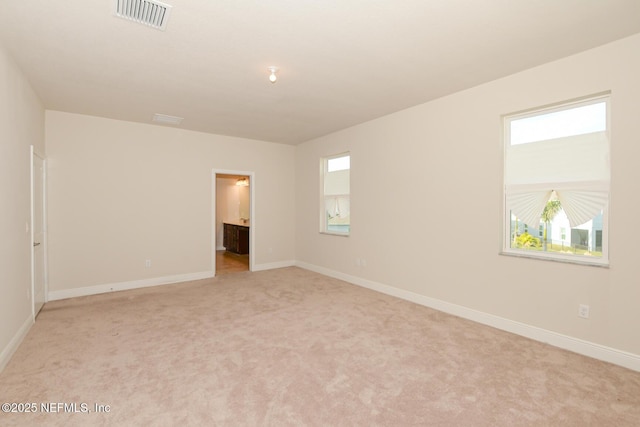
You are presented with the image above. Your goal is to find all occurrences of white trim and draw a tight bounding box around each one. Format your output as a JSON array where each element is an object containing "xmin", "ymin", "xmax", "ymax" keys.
[
  {"xmin": 30, "ymin": 146, "xmax": 48, "ymax": 321},
  {"xmin": 505, "ymin": 92, "xmax": 611, "ymax": 125},
  {"xmin": 47, "ymin": 271, "xmax": 214, "ymax": 301},
  {"xmin": 502, "ymin": 95, "xmax": 610, "ymax": 268},
  {"xmin": 30, "ymin": 146, "xmax": 35, "ymax": 319},
  {"xmin": 319, "ymin": 231, "xmax": 350, "ymax": 237},
  {"xmin": 211, "ymin": 171, "xmax": 216, "ymax": 276},
  {"xmin": 499, "ymin": 250, "xmax": 610, "ymax": 268},
  {"xmin": 212, "ymin": 169, "xmax": 256, "ymax": 275},
  {"xmin": 0, "ymin": 316, "xmax": 33, "ymax": 373},
  {"xmin": 42, "ymin": 156, "xmax": 48, "ymax": 304},
  {"xmin": 252, "ymin": 260, "xmax": 296, "ymax": 272},
  {"xmin": 295, "ymin": 261, "xmax": 640, "ymax": 372},
  {"xmin": 320, "ymin": 152, "xmax": 351, "ymax": 236}
]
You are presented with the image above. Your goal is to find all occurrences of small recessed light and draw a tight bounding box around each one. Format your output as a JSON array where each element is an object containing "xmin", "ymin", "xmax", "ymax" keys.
[
  {"xmin": 268, "ymin": 66, "xmax": 279, "ymax": 84},
  {"xmin": 152, "ymin": 113, "xmax": 183, "ymax": 125}
]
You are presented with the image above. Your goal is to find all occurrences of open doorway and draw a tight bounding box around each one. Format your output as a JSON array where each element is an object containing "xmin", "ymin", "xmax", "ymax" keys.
[{"xmin": 214, "ymin": 171, "xmax": 253, "ymax": 275}]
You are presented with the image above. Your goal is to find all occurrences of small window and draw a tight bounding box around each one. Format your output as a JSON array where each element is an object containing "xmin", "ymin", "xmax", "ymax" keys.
[
  {"xmin": 503, "ymin": 95, "xmax": 609, "ymax": 266},
  {"xmin": 321, "ymin": 153, "xmax": 350, "ymax": 235}
]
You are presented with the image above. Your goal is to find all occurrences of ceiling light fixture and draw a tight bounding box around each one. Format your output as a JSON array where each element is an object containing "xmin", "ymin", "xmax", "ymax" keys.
[
  {"xmin": 267, "ymin": 66, "xmax": 278, "ymax": 84},
  {"xmin": 236, "ymin": 177, "xmax": 249, "ymax": 186}
]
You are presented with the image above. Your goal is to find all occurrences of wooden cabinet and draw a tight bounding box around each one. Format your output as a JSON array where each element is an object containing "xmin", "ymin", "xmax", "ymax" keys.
[{"xmin": 223, "ymin": 223, "xmax": 249, "ymax": 255}]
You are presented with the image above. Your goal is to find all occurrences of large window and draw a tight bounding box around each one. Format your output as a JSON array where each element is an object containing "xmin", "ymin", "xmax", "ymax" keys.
[
  {"xmin": 321, "ymin": 153, "xmax": 350, "ymax": 235},
  {"xmin": 503, "ymin": 95, "xmax": 609, "ymax": 265}
]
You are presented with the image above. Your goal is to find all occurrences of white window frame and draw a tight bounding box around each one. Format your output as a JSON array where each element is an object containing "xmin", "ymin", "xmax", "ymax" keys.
[
  {"xmin": 502, "ymin": 94, "xmax": 610, "ymax": 267},
  {"xmin": 320, "ymin": 152, "xmax": 350, "ymax": 236}
]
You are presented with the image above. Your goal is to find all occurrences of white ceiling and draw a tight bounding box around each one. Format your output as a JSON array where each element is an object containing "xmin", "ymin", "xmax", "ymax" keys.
[{"xmin": 2, "ymin": 1, "xmax": 640, "ymax": 145}]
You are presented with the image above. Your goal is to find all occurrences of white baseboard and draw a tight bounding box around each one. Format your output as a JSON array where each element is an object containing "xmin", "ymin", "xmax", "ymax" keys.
[
  {"xmin": 0, "ymin": 315, "xmax": 33, "ymax": 373},
  {"xmin": 48, "ymin": 271, "xmax": 215, "ymax": 301},
  {"xmin": 252, "ymin": 260, "xmax": 296, "ymax": 272},
  {"xmin": 295, "ymin": 261, "xmax": 640, "ymax": 373},
  {"xmin": 46, "ymin": 261, "xmax": 297, "ymax": 301}
]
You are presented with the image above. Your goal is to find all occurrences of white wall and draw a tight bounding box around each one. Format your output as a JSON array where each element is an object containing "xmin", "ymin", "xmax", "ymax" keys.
[
  {"xmin": 0, "ymin": 46, "xmax": 45, "ymax": 369},
  {"xmin": 295, "ymin": 34, "xmax": 640, "ymax": 359},
  {"xmin": 46, "ymin": 112, "xmax": 295, "ymax": 293},
  {"xmin": 4, "ymin": 31, "xmax": 639, "ymax": 372}
]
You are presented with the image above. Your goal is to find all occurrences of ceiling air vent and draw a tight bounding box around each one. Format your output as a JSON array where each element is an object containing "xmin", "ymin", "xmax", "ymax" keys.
[{"xmin": 114, "ymin": 0, "xmax": 172, "ymax": 31}]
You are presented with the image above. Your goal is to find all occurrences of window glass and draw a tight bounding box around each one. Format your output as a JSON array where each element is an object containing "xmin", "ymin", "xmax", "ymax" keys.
[
  {"xmin": 321, "ymin": 153, "xmax": 350, "ymax": 235},
  {"xmin": 504, "ymin": 96, "xmax": 609, "ymax": 265},
  {"xmin": 510, "ymin": 102, "xmax": 606, "ymax": 145},
  {"xmin": 328, "ymin": 155, "xmax": 350, "ymax": 172}
]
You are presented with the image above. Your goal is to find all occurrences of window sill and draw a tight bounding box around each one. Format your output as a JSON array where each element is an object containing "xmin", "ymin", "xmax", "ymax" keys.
[
  {"xmin": 320, "ymin": 231, "xmax": 350, "ymax": 237},
  {"xmin": 499, "ymin": 250, "xmax": 609, "ymax": 268}
]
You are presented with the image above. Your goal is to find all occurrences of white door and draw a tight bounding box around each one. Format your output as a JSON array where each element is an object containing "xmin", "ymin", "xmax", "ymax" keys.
[{"xmin": 32, "ymin": 149, "xmax": 46, "ymax": 316}]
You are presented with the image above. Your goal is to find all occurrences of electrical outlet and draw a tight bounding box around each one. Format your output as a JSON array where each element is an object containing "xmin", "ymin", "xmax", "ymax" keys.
[
  {"xmin": 578, "ymin": 304, "xmax": 590, "ymax": 319},
  {"xmin": 145, "ymin": 259, "xmax": 151, "ymax": 268},
  {"xmin": 355, "ymin": 258, "xmax": 367, "ymax": 267}
]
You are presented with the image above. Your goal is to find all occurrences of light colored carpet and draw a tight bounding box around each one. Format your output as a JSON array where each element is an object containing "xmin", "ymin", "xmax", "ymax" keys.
[{"xmin": 1, "ymin": 267, "xmax": 639, "ymax": 426}]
